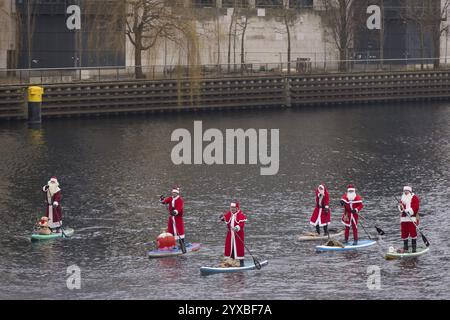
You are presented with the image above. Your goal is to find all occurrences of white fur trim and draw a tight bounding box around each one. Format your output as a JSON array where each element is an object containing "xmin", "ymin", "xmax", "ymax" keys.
[
  {"xmin": 172, "ymin": 189, "xmax": 179, "ymax": 193},
  {"xmin": 347, "ymin": 188, "xmax": 356, "ymax": 192},
  {"xmin": 403, "ymin": 186, "xmax": 412, "ymax": 192},
  {"xmin": 230, "ymin": 202, "xmax": 237, "ymax": 207},
  {"xmin": 401, "ymin": 216, "xmax": 417, "ymax": 223},
  {"xmin": 53, "ymin": 201, "xmax": 59, "ymax": 207}
]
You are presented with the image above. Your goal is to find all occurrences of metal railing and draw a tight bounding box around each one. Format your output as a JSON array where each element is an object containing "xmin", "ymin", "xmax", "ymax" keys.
[{"xmin": 1, "ymin": 57, "xmax": 449, "ymax": 85}]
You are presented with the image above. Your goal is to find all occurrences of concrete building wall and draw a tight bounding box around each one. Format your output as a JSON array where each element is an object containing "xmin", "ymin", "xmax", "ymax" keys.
[
  {"xmin": 126, "ymin": 7, "xmax": 337, "ymax": 70},
  {"xmin": 0, "ymin": 0, "xmax": 17, "ymax": 69}
]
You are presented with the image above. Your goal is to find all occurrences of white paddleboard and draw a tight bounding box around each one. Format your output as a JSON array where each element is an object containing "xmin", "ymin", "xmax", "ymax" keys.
[{"xmin": 385, "ymin": 247, "xmax": 430, "ymax": 260}]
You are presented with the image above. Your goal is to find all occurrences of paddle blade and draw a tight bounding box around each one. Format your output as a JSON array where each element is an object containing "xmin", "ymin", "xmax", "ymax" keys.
[
  {"xmin": 375, "ymin": 226, "xmax": 385, "ymax": 236},
  {"xmin": 421, "ymin": 233, "xmax": 430, "ymax": 247},
  {"xmin": 253, "ymin": 258, "xmax": 262, "ymax": 270}
]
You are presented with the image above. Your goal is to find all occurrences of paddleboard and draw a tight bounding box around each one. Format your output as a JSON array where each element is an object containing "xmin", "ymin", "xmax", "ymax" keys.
[
  {"xmin": 200, "ymin": 259, "xmax": 268, "ymax": 275},
  {"xmin": 31, "ymin": 228, "xmax": 74, "ymax": 241},
  {"xmin": 385, "ymin": 247, "xmax": 430, "ymax": 260},
  {"xmin": 148, "ymin": 242, "xmax": 201, "ymax": 258},
  {"xmin": 298, "ymin": 230, "xmax": 345, "ymax": 241},
  {"xmin": 316, "ymin": 239, "xmax": 376, "ymax": 251}
]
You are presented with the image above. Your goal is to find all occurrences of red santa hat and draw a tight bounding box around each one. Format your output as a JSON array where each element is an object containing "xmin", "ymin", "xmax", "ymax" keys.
[
  {"xmin": 50, "ymin": 176, "xmax": 58, "ymax": 183},
  {"xmin": 171, "ymin": 187, "xmax": 180, "ymax": 194},
  {"xmin": 403, "ymin": 185, "xmax": 412, "ymax": 192},
  {"xmin": 318, "ymin": 184, "xmax": 325, "ymax": 191},
  {"xmin": 347, "ymin": 184, "xmax": 356, "ymax": 192}
]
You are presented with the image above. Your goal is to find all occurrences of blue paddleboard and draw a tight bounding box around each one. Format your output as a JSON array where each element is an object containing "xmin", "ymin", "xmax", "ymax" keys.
[{"xmin": 316, "ymin": 239, "xmax": 376, "ymax": 251}]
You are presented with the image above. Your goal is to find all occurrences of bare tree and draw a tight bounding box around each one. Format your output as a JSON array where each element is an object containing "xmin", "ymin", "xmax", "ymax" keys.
[
  {"xmin": 321, "ymin": 0, "xmax": 361, "ymax": 71},
  {"xmin": 237, "ymin": 14, "xmax": 249, "ymax": 69},
  {"xmin": 125, "ymin": 0, "xmax": 185, "ymax": 78},
  {"xmin": 432, "ymin": 0, "xmax": 449, "ymax": 68},
  {"xmin": 274, "ymin": 0, "xmax": 301, "ymax": 74},
  {"xmin": 401, "ymin": 0, "xmax": 449, "ymax": 69},
  {"xmin": 226, "ymin": 1, "xmax": 239, "ymax": 72}
]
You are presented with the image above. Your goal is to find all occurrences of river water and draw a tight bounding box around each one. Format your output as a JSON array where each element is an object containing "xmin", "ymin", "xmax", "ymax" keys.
[{"xmin": 0, "ymin": 102, "xmax": 449, "ymax": 300}]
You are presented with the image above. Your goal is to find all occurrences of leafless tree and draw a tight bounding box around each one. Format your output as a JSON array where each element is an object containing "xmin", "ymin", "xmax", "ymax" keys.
[
  {"xmin": 226, "ymin": 1, "xmax": 240, "ymax": 72},
  {"xmin": 401, "ymin": 0, "xmax": 449, "ymax": 69},
  {"xmin": 237, "ymin": 14, "xmax": 249, "ymax": 68},
  {"xmin": 274, "ymin": 0, "xmax": 301, "ymax": 74},
  {"xmin": 125, "ymin": 0, "xmax": 186, "ymax": 78},
  {"xmin": 320, "ymin": 0, "xmax": 362, "ymax": 71}
]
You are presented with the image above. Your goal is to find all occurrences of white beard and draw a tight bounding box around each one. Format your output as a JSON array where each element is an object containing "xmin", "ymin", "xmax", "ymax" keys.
[
  {"xmin": 401, "ymin": 193, "xmax": 413, "ymax": 205},
  {"xmin": 48, "ymin": 184, "xmax": 60, "ymax": 195},
  {"xmin": 347, "ymin": 192, "xmax": 356, "ymax": 201}
]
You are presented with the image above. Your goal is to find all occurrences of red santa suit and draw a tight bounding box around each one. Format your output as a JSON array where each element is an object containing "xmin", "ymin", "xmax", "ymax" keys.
[
  {"xmin": 42, "ymin": 176, "xmax": 62, "ymax": 229},
  {"xmin": 161, "ymin": 188, "xmax": 185, "ymax": 240},
  {"xmin": 399, "ymin": 187, "xmax": 420, "ymax": 240},
  {"xmin": 340, "ymin": 185, "xmax": 363, "ymax": 242},
  {"xmin": 223, "ymin": 202, "xmax": 247, "ymax": 260},
  {"xmin": 310, "ymin": 185, "xmax": 331, "ymax": 227}
]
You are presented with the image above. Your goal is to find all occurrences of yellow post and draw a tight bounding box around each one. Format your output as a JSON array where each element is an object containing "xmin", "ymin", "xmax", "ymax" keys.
[{"xmin": 27, "ymin": 86, "xmax": 44, "ymax": 124}]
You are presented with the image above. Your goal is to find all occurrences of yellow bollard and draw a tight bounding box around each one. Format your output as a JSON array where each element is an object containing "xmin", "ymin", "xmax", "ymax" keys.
[{"xmin": 27, "ymin": 86, "xmax": 44, "ymax": 124}]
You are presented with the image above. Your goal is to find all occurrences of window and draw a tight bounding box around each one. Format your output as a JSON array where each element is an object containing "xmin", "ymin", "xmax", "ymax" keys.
[
  {"xmin": 191, "ymin": 0, "xmax": 215, "ymax": 7},
  {"xmin": 290, "ymin": 0, "xmax": 313, "ymax": 9},
  {"xmin": 255, "ymin": 0, "xmax": 282, "ymax": 8},
  {"xmin": 222, "ymin": 0, "xmax": 249, "ymax": 7}
]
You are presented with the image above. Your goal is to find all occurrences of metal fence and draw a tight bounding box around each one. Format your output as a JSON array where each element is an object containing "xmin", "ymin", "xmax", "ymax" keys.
[{"xmin": 1, "ymin": 58, "xmax": 450, "ymax": 85}]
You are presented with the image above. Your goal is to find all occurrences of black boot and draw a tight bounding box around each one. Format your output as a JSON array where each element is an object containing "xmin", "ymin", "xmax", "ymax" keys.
[
  {"xmin": 315, "ymin": 225, "xmax": 320, "ymax": 235},
  {"xmin": 403, "ymin": 240, "xmax": 409, "ymax": 252},
  {"xmin": 352, "ymin": 239, "xmax": 358, "ymax": 246},
  {"xmin": 412, "ymin": 239, "xmax": 417, "ymax": 253},
  {"xmin": 239, "ymin": 260, "xmax": 244, "ymax": 267},
  {"xmin": 323, "ymin": 225, "xmax": 329, "ymax": 236}
]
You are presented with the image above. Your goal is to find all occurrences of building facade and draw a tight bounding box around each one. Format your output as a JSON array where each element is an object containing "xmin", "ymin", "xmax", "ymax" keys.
[{"xmin": 1, "ymin": 0, "xmax": 447, "ymax": 71}]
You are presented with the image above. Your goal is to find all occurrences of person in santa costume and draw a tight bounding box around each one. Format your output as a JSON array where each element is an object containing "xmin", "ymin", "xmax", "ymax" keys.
[
  {"xmin": 340, "ymin": 184, "xmax": 363, "ymax": 245},
  {"xmin": 160, "ymin": 187, "xmax": 185, "ymax": 249},
  {"xmin": 220, "ymin": 202, "xmax": 247, "ymax": 267},
  {"xmin": 398, "ymin": 185, "xmax": 420, "ymax": 253},
  {"xmin": 310, "ymin": 184, "xmax": 331, "ymax": 235},
  {"xmin": 42, "ymin": 176, "xmax": 63, "ymax": 232}
]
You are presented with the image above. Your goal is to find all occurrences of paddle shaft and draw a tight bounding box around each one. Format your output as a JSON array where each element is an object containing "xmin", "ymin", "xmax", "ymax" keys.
[
  {"xmin": 233, "ymin": 231, "xmax": 261, "ymax": 270},
  {"xmin": 394, "ymin": 196, "xmax": 430, "ymax": 247},
  {"xmin": 358, "ymin": 219, "xmax": 372, "ymax": 240}
]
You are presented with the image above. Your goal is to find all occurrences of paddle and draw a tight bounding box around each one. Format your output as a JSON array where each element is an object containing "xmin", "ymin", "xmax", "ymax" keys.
[
  {"xmin": 394, "ymin": 196, "xmax": 430, "ymax": 247},
  {"xmin": 233, "ymin": 231, "xmax": 262, "ymax": 270},
  {"xmin": 358, "ymin": 219, "xmax": 373, "ymax": 240}
]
